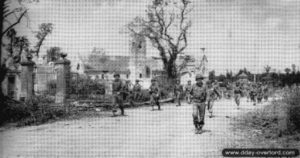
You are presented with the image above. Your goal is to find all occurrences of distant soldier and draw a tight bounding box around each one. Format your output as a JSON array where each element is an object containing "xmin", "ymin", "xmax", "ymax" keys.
[
  {"xmin": 133, "ymin": 79, "xmax": 142, "ymax": 101},
  {"xmin": 207, "ymin": 80, "xmax": 221, "ymax": 118},
  {"xmin": 190, "ymin": 74, "xmax": 208, "ymax": 134},
  {"xmin": 256, "ymin": 83, "xmax": 264, "ymax": 104},
  {"xmin": 263, "ymin": 83, "xmax": 269, "ymax": 102},
  {"xmin": 185, "ymin": 80, "xmax": 193, "ymax": 104},
  {"xmin": 174, "ymin": 79, "xmax": 183, "ymax": 106},
  {"xmin": 149, "ymin": 78, "xmax": 161, "ymax": 110},
  {"xmin": 245, "ymin": 83, "xmax": 251, "ymax": 102},
  {"xmin": 112, "ymin": 74, "xmax": 125, "ymax": 116},
  {"xmin": 233, "ymin": 82, "xmax": 243, "ymax": 109}
]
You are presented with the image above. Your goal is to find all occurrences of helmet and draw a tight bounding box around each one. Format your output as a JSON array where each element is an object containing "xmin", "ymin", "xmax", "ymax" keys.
[
  {"xmin": 135, "ymin": 79, "xmax": 140, "ymax": 82},
  {"xmin": 195, "ymin": 74, "xmax": 205, "ymax": 80}
]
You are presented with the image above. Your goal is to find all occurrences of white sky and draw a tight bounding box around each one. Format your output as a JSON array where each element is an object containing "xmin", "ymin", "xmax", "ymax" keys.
[{"xmin": 9, "ymin": 0, "xmax": 300, "ymax": 74}]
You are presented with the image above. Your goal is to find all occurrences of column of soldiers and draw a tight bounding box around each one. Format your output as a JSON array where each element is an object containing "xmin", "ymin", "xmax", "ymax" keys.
[
  {"xmin": 111, "ymin": 73, "xmax": 221, "ymax": 134},
  {"xmin": 234, "ymin": 81, "xmax": 271, "ymax": 106},
  {"xmin": 110, "ymin": 73, "xmax": 272, "ymax": 134}
]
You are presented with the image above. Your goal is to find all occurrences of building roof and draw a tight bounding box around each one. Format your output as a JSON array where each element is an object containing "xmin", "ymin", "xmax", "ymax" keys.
[
  {"xmin": 237, "ymin": 72, "xmax": 248, "ymax": 79},
  {"xmin": 82, "ymin": 54, "xmax": 131, "ymax": 74}
]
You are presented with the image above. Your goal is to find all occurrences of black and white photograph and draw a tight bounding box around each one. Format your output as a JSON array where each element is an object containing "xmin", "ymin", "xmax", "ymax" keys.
[{"xmin": 0, "ymin": 0, "xmax": 300, "ymax": 157}]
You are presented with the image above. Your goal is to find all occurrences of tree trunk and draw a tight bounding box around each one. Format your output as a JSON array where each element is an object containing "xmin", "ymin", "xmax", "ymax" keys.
[
  {"xmin": 163, "ymin": 60, "xmax": 177, "ymax": 79},
  {"xmin": 0, "ymin": 0, "xmax": 5, "ymax": 98}
]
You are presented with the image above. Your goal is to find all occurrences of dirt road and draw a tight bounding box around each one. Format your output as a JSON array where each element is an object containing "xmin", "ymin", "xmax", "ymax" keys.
[{"xmin": 0, "ymin": 99, "xmax": 265, "ymax": 158}]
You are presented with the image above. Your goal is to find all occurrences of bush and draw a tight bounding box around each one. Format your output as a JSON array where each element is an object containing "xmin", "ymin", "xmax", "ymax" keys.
[
  {"xmin": 0, "ymin": 94, "xmax": 68, "ymax": 126},
  {"xmin": 238, "ymin": 86, "xmax": 300, "ymax": 140},
  {"xmin": 69, "ymin": 76, "xmax": 105, "ymax": 99},
  {"xmin": 283, "ymin": 87, "xmax": 300, "ymax": 133}
]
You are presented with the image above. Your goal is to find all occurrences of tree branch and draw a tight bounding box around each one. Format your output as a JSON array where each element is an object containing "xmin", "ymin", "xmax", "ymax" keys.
[{"xmin": 2, "ymin": 9, "xmax": 28, "ymax": 38}]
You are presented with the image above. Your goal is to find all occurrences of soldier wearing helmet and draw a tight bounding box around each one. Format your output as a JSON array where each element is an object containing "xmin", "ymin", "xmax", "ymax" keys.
[
  {"xmin": 133, "ymin": 79, "xmax": 142, "ymax": 101},
  {"xmin": 149, "ymin": 78, "xmax": 161, "ymax": 110},
  {"xmin": 206, "ymin": 80, "xmax": 221, "ymax": 118},
  {"xmin": 111, "ymin": 73, "xmax": 125, "ymax": 116},
  {"xmin": 185, "ymin": 80, "xmax": 193, "ymax": 104},
  {"xmin": 190, "ymin": 74, "xmax": 209, "ymax": 134},
  {"xmin": 123, "ymin": 80, "xmax": 134, "ymax": 107},
  {"xmin": 233, "ymin": 82, "xmax": 243, "ymax": 109}
]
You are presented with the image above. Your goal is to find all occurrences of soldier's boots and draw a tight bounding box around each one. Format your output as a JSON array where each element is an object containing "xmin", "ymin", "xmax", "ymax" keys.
[{"xmin": 196, "ymin": 124, "xmax": 204, "ymax": 134}]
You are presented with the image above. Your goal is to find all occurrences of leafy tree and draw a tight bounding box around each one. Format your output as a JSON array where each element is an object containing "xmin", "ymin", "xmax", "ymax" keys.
[
  {"xmin": 1, "ymin": 0, "xmax": 38, "ymax": 65},
  {"xmin": 285, "ymin": 68, "xmax": 291, "ymax": 75},
  {"xmin": 208, "ymin": 70, "xmax": 215, "ymax": 81},
  {"xmin": 0, "ymin": 0, "xmax": 38, "ymax": 99},
  {"xmin": 33, "ymin": 23, "xmax": 53, "ymax": 57},
  {"xmin": 127, "ymin": 0, "xmax": 192, "ymax": 79},
  {"xmin": 5, "ymin": 28, "xmax": 17, "ymax": 56},
  {"xmin": 46, "ymin": 47, "xmax": 61, "ymax": 63},
  {"xmin": 264, "ymin": 65, "xmax": 271, "ymax": 74}
]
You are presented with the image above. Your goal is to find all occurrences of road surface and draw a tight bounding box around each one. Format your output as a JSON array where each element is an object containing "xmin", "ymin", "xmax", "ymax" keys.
[{"xmin": 0, "ymin": 99, "xmax": 265, "ymax": 158}]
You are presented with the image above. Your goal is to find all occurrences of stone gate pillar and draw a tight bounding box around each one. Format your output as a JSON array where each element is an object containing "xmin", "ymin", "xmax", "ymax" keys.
[
  {"xmin": 55, "ymin": 54, "xmax": 70, "ymax": 104},
  {"xmin": 20, "ymin": 56, "xmax": 35, "ymax": 101}
]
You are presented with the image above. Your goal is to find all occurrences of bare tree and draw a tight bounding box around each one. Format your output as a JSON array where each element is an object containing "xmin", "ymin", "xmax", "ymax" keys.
[
  {"xmin": 127, "ymin": 0, "xmax": 192, "ymax": 79},
  {"xmin": 177, "ymin": 55, "xmax": 194, "ymax": 77}
]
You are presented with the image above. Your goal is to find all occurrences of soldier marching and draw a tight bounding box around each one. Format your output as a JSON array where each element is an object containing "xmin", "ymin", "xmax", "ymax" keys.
[
  {"xmin": 207, "ymin": 80, "xmax": 221, "ymax": 117},
  {"xmin": 133, "ymin": 79, "xmax": 142, "ymax": 101},
  {"xmin": 233, "ymin": 82, "xmax": 243, "ymax": 109},
  {"xmin": 185, "ymin": 80, "xmax": 193, "ymax": 104},
  {"xmin": 149, "ymin": 78, "xmax": 161, "ymax": 111},
  {"xmin": 111, "ymin": 74, "xmax": 125, "ymax": 116},
  {"xmin": 174, "ymin": 79, "xmax": 183, "ymax": 106},
  {"xmin": 190, "ymin": 74, "xmax": 209, "ymax": 134}
]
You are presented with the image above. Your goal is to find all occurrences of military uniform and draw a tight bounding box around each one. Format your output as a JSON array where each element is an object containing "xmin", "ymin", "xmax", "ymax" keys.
[
  {"xmin": 249, "ymin": 84, "xmax": 257, "ymax": 106},
  {"xmin": 190, "ymin": 75, "xmax": 208, "ymax": 133},
  {"xmin": 123, "ymin": 80, "xmax": 134, "ymax": 107},
  {"xmin": 234, "ymin": 85, "xmax": 243, "ymax": 108},
  {"xmin": 207, "ymin": 84, "xmax": 220, "ymax": 117},
  {"xmin": 256, "ymin": 84, "xmax": 264, "ymax": 104},
  {"xmin": 185, "ymin": 83, "xmax": 193, "ymax": 104},
  {"xmin": 133, "ymin": 80, "xmax": 142, "ymax": 101},
  {"xmin": 149, "ymin": 79, "xmax": 161, "ymax": 110},
  {"xmin": 174, "ymin": 81, "xmax": 183, "ymax": 106},
  {"xmin": 263, "ymin": 85, "xmax": 269, "ymax": 101},
  {"xmin": 112, "ymin": 75, "xmax": 125, "ymax": 115}
]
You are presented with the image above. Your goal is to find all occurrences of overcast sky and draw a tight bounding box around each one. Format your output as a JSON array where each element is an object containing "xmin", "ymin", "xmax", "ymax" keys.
[{"xmin": 11, "ymin": 0, "xmax": 300, "ymax": 74}]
